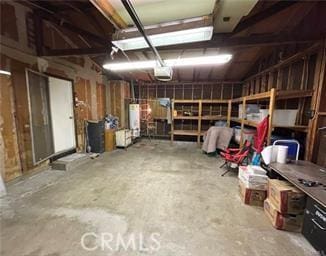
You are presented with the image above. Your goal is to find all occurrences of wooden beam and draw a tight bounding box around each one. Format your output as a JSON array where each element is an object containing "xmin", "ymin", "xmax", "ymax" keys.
[
  {"xmin": 41, "ymin": 14, "xmax": 108, "ymax": 45},
  {"xmin": 245, "ymin": 42, "xmax": 321, "ymax": 82},
  {"xmin": 42, "ymin": 47, "xmax": 108, "ymax": 56},
  {"xmin": 233, "ymin": 1, "xmax": 299, "ymax": 34},
  {"xmin": 41, "ymin": 34, "xmax": 321, "ymax": 57},
  {"xmin": 90, "ymin": 0, "xmax": 127, "ymax": 29},
  {"xmin": 34, "ymin": 10, "xmax": 44, "ymax": 56},
  {"xmin": 134, "ymin": 33, "xmax": 321, "ymax": 52}
]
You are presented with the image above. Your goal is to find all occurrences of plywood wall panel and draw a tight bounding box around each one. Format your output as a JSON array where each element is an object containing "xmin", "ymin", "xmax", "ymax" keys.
[
  {"xmin": 0, "ymin": 74, "xmax": 22, "ymax": 181},
  {"xmin": 108, "ymin": 81, "xmax": 130, "ymax": 128},
  {"xmin": 96, "ymin": 83, "xmax": 106, "ymax": 120}
]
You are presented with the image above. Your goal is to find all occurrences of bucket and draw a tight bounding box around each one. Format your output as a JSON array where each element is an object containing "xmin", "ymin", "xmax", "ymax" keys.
[
  {"xmin": 277, "ymin": 146, "xmax": 288, "ymax": 164},
  {"xmin": 272, "ymin": 145, "xmax": 279, "ymax": 162}
]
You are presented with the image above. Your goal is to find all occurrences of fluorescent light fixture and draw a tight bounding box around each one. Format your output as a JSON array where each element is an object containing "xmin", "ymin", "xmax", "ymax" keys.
[
  {"xmin": 112, "ymin": 26, "xmax": 213, "ymax": 51},
  {"xmin": 103, "ymin": 60, "xmax": 157, "ymax": 71},
  {"xmin": 165, "ymin": 55, "xmax": 233, "ymax": 67},
  {"xmin": 103, "ymin": 54, "xmax": 232, "ymax": 71},
  {"xmin": 0, "ymin": 70, "xmax": 11, "ymax": 76}
]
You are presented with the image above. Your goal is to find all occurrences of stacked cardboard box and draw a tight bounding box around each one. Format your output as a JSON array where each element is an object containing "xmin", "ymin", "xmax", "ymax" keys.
[
  {"xmin": 238, "ymin": 166, "xmax": 268, "ymax": 207},
  {"xmin": 264, "ymin": 179, "xmax": 306, "ymax": 232}
]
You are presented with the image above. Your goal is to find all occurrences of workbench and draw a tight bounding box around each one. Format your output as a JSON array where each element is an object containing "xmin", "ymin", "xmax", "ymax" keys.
[{"xmin": 270, "ymin": 161, "xmax": 326, "ymax": 208}]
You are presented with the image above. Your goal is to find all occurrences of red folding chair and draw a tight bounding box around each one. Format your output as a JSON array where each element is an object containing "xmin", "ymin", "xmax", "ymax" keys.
[
  {"xmin": 220, "ymin": 140, "xmax": 251, "ymax": 176},
  {"xmin": 253, "ymin": 116, "xmax": 269, "ymax": 154},
  {"xmin": 219, "ymin": 116, "xmax": 269, "ymax": 176}
]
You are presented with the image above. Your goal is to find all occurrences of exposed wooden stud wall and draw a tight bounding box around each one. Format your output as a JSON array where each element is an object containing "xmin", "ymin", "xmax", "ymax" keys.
[{"xmin": 135, "ymin": 81, "xmax": 242, "ymax": 138}]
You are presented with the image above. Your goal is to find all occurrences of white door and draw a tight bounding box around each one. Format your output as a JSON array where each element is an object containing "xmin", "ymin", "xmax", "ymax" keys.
[{"xmin": 49, "ymin": 77, "xmax": 76, "ymax": 153}]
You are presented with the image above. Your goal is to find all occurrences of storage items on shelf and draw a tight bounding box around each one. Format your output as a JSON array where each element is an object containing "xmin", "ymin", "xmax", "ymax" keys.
[
  {"xmin": 105, "ymin": 114, "xmax": 119, "ymax": 129},
  {"xmin": 233, "ymin": 126, "xmax": 255, "ymax": 144},
  {"xmin": 258, "ymin": 109, "xmax": 298, "ymax": 126},
  {"xmin": 238, "ymin": 104, "xmax": 260, "ymax": 119}
]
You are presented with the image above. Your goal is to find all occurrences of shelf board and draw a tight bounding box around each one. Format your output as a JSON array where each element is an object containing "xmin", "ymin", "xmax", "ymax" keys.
[
  {"xmin": 153, "ymin": 117, "xmax": 167, "ymax": 120},
  {"xmin": 243, "ymin": 120, "xmax": 258, "ymax": 127},
  {"xmin": 201, "ymin": 115, "xmax": 227, "ymax": 120},
  {"xmin": 201, "ymin": 99, "xmax": 229, "ymax": 104},
  {"xmin": 173, "ymin": 130, "xmax": 199, "ymax": 136},
  {"xmin": 174, "ymin": 116, "xmax": 199, "ymax": 120},
  {"xmin": 230, "ymin": 117, "xmax": 242, "ymax": 123},
  {"xmin": 276, "ymin": 90, "xmax": 314, "ymax": 100},
  {"xmin": 273, "ymin": 125, "xmax": 308, "ymax": 132},
  {"xmin": 231, "ymin": 117, "xmax": 309, "ymax": 131},
  {"xmin": 173, "ymin": 100, "xmax": 200, "ymax": 103}
]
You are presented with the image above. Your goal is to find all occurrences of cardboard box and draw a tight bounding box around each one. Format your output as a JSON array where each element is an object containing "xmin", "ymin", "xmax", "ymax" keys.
[
  {"xmin": 239, "ymin": 180, "xmax": 267, "ymax": 207},
  {"xmin": 268, "ymin": 179, "xmax": 306, "ymax": 214},
  {"xmin": 264, "ymin": 198, "xmax": 303, "ymax": 232},
  {"xmin": 238, "ymin": 165, "xmax": 268, "ymax": 190}
]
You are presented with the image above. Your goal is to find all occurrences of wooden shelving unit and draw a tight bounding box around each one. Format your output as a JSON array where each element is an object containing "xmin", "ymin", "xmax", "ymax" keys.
[
  {"xmin": 229, "ymin": 88, "xmax": 312, "ymax": 147},
  {"xmin": 171, "ymin": 99, "xmax": 230, "ymax": 144},
  {"xmin": 171, "ymin": 88, "xmax": 314, "ymax": 147}
]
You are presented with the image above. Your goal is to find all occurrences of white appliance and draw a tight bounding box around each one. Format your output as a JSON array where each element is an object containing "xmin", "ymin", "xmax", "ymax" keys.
[
  {"xmin": 154, "ymin": 66, "xmax": 173, "ymax": 81},
  {"xmin": 129, "ymin": 104, "xmax": 140, "ymax": 137},
  {"xmin": 115, "ymin": 129, "xmax": 132, "ymax": 148}
]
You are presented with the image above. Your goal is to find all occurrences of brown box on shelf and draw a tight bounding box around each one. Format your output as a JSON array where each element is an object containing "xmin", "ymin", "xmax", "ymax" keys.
[
  {"xmin": 268, "ymin": 179, "xmax": 306, "ymax": 214},
  {"xmin": 264, "ymin": 198, "xmax": 303, "ymax": 232},
  {"xmin": 239, "ymin": 180, "xmax": 267, "ymax": 207},
  {"xmin": 105, "ymin": 129, "xmax": 116, "ymax": 152}
]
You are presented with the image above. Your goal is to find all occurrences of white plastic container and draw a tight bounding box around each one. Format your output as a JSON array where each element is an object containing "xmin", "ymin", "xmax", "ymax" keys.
[
  {"xmin": 239, "ymin": 104, "xmax": 260, "ymax": 118},
  {"xmin": 276, "ymin": 146, "xmax": 288, "ymax": 164},
  {"xmin": 259, "ymin": 109, "xmax": 298, "ymax": 126}
]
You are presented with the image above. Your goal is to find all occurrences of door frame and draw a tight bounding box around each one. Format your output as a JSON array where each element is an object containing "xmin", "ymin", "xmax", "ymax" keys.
[{"xmin": 25, "ymin": 68, "xmax": 77, "ymax": 165}]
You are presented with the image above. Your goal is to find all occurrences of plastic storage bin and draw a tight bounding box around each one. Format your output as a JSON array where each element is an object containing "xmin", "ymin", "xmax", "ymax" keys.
[{"xmin": 259, "ymin": 109, "xmax": 298, "ymax": 126}]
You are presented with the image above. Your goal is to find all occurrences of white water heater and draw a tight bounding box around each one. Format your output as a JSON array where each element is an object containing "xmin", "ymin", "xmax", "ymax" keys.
[{"xmin": 129, "ymin": 104, "xmax": 140, "ymax": 137}]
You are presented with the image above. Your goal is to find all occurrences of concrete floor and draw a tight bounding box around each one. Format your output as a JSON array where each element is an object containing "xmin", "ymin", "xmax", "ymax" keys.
[{"xmin": 0, "ymin": 140, "xmax": 318, "ymax": 256}]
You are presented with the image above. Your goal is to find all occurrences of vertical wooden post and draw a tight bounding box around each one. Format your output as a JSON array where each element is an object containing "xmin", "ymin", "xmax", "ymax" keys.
[
  {"xmin": 171, "ymin": 100, "xmax": 174, "ymax": 144},
  {"xmin": 227, "ymin": 100, "xmax": 232, "ymax": 127},
  {"xmin": 240, "ymin": 97, "xmax": 246, "ymax": 147},
  {"xmin": 276, "ymin": 68, "xmax": 282, "ymax": 90},
  {"xmin": 267, "ymin": 88, "xmax": 276, "ymax": 145},
  {"xmin": 198, "ymin": 100, "xmax": 202, "ymax": 145},
  {"xmin": 306, "ymin": 42, "xmax": 325, "ymax": 160},
  {"xmin": 34, "ymin": 11, "xmax": 44, "ymax": 56},
  {"xmin": 267, "ymin": 72, "xmax": 273, "ymax": 90}
]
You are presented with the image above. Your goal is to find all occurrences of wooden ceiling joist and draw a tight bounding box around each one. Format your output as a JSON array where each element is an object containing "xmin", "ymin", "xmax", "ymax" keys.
[
  {"xmin": 43, "ymin": 47, "xmax": 108, "ymax": 57},
  {"xmin": 40, "ymin": 33, "xmax": 320, "ymax": 57},
  {"xmin": 90, "ymin": 0, "xmax": 127, "ymax": 29},
  {"xmin": 41, "ymin": 14, "xmax": 108, "ymax": 45},
  {"xmin": 233, "ymin": 0, "xmax": 300, "ymax": 34}
]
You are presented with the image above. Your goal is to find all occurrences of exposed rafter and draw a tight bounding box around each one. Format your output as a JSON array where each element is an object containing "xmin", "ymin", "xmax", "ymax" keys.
[
  {"xmin": 233, "ymin": 0, "xmax": 299, "ymax": 34},
  {"xmin": 40, "ymin": 33, "xmax": 321, "ymax": 57},
  {"xmin": 40, "ymin": 14, "xmax": 108, "ymax": 45}
]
